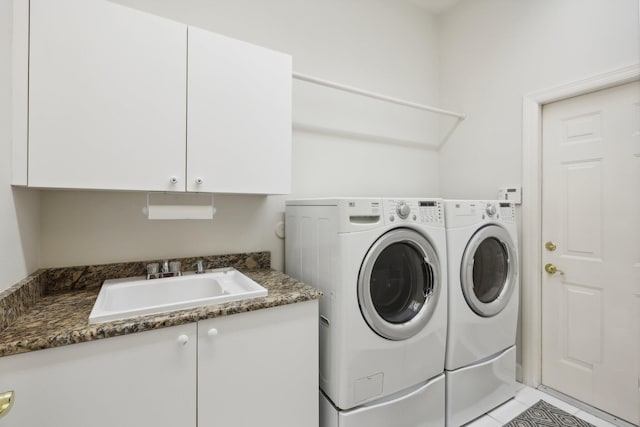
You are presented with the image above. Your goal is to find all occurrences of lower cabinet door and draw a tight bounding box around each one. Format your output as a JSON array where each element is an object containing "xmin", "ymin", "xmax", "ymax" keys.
[
  {"xmin": 198, "ymin": 300, "xmax": 319, "ymax": 427},
  {"xmin": 0, "ymin": 323, "xmax": 197, "ymax": 427}
]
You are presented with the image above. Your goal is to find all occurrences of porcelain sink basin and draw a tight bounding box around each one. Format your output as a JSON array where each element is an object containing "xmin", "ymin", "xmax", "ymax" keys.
[{"xmin": 89, "ymin": 267, "xmax": 267, "ymax": 324}]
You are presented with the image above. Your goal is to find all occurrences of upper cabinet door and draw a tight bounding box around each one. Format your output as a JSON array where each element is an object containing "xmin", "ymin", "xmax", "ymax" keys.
[
  {"xmin": 28, "ymin": 0, "xmax": 187, "ymax": 191},
  {"xmin": 187, "ymin": 27, "xmax": 292, "ymax": 194}
]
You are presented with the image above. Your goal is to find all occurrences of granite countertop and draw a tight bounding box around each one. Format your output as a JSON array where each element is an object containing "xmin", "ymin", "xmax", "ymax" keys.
[{"xmin": 0, "ymin": 252, "xmax": 322, "ymax": 358}]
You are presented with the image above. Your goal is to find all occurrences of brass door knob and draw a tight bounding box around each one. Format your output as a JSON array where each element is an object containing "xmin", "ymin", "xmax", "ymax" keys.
[
  {"xmin": 544, "ymin": 263, "xmax": 564, "ymax": 275},
  {"xmin": 0, "ymin": 390, "xmax": 14, "ymax": 419},
  {"xmin": 545, "ymin": 241, "xmax": 557, "ymax": 251}
]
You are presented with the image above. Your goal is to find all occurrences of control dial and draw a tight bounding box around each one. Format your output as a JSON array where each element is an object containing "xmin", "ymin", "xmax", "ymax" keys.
[
  {"xmin": 396, "ymin": 201, "xmax": 411, "ymax": 219},
  {"xmin": 486, "ymin": 203, "xmax": 497, "ymax": 217}
]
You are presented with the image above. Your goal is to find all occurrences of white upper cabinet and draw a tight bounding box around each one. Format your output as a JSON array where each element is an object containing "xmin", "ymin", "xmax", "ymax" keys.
[
  {"xmin": 17, "ymin": 0, "xmax": 292, "ymax": 194},
  {"xmin": 187, "ymin": 28, "xmax": 292, "ymax": 194},
  {"xmin": 28, "ymin": 0, "xmax": 187, "ymax": 192}
]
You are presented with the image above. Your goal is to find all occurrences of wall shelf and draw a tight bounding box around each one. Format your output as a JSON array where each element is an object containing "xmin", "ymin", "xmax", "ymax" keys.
[{"xmin": 292, "ymin": 72, "xmax": 466, "ymax": 150}]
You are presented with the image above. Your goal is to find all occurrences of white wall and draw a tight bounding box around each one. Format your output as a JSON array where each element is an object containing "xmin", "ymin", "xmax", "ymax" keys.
[
  {"xmin": 437, "ymin": 0, "xmax": 639, "ymax": 380},
  {"xmin": 0, "ymin": 0, "xmax": 40, "ymax": 292},
  {"xmin": 17, "ymin": 0, "xmax": 633, "ymax": 278},
  {"xmin": 437, "ymin": 0, "xmax": 639, "ymax": 199},
  {"xmin": 38, "ymin": 0, "xmax": 443, "ymax": 269}
]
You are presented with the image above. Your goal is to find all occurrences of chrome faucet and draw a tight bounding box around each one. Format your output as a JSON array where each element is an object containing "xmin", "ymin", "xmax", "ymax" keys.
[{"xmin": 147, "ymin": 259, "xmax": 182, "ymax": 279}]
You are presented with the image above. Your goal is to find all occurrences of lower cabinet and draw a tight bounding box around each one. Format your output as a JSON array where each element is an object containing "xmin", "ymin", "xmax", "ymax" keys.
[
  {"xmin": 0, "ymin": 323, "xmax": 197, "ymax": 426},
  {"xmin": 0, "ymin": 301, "xmax": 318, "ymax": 427},
  {"xmin": 199, "ymin": 300, "xmax": 319, "ymax": 426}
]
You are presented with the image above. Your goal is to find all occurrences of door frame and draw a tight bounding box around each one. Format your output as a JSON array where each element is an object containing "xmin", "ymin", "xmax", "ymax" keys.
[{"xmin": 520, "ymin": 63, "xmax": 640, "ymax": 386}]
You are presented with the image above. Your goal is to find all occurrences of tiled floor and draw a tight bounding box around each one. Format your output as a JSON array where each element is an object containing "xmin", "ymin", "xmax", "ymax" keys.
[{"xmin": 463, "ymin": 384, "xmax": 620, "ymax": 427}]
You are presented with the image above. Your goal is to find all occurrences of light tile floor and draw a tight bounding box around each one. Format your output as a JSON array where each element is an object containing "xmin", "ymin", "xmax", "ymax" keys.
[{"xmin": 463, "ymin": 384, "xmax": 619, "ymax": 427}]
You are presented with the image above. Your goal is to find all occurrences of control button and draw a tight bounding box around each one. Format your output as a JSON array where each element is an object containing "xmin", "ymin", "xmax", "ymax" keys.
[
  {"xmin": 412, "ymin": 214, "xmax": 417, "ymax": 221},
  {"xmin": 396, "ymin": 201, "xmax": 411, "ymax": 219},
  {"xmin": 389, "ymin": 215, "xmax": 395, "ymax": 222},
  {"xmin": 486, "ymin": 204, "xmax": 497, "ymax": 217}
]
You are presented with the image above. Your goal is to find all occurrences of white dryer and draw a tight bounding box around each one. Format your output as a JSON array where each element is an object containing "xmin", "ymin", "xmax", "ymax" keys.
[
  {"xmin": 443, "ymin": 200, "xmax": 519, "ymax": 427},
  {"xmin": 286, "ymin": 198, "xmax": 448, "ymax": 427}
]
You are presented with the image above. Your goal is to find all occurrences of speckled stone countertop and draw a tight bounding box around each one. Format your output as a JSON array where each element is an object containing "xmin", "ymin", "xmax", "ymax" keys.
[{"xmin": 0, "ymin": 252, "xmax": 321, "ymax": 358}]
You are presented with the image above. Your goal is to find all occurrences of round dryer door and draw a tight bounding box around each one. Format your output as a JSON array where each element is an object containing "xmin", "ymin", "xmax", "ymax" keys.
[
  {"xmin": 461, "ymin": 224, "xmax": 518, "ymax": 317},
  {"xmin": 358, "ymin": 229, "xmax": 441, "ymax": 341}
]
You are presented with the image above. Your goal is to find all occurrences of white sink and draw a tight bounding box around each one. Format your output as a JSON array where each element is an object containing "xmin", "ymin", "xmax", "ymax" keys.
[{"xmin": 89, "ymin": 267, "xmax": 268, "ymax": 324}]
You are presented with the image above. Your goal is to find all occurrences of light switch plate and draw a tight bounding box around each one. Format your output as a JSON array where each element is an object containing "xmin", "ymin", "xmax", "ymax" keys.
[{"xmin": 497, "ymin": 186, "xmax": 521, "ymax": 204}]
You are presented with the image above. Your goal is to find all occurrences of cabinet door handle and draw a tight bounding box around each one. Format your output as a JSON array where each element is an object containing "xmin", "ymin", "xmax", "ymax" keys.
[
  {"xmin": 0, "ymin": 391, "xmax": 14, "ymax": 419},
  {"xmin": 207, "ymin": 328, "xmax": 218, "ymax": 337},
  {"xmin": 177, "ymin": 334, "xmax": 189, "ymax": 345},
  {"xmin": 169, "ymin": 176, "xmax": 179, "ymax": 184}
]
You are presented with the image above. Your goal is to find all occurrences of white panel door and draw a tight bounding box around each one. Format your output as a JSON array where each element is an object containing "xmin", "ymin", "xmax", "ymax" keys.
[
  {"xmin": 28, "ymin": 0, "xmax": 187, "ymax": 191},
  {"xmin": 541, "ymin": 81, "xmax": 640, "ymax": 424},
  {"xmin": 187, "ymin": 27, "xmax": 292, "ymax": 194}
]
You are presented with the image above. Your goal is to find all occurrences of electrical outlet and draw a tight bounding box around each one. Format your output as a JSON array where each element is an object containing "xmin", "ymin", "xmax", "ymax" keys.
[{"xmin": 497, "ymin": 186, "xmax": 521, "ymax": 204}]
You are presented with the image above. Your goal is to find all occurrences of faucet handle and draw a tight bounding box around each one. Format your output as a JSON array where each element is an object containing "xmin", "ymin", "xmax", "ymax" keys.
[
  {"xmin": 162, "ymin": 259, "xmax": 170, "ymax": 273},
  {"xmin": 169, "ymin": 261, "xmax": 182, "ymax": 275},
  {"xmin": 147, "ymin": 263, "xmax": 159, "ymax": 275},
  {"xmin": 194, "ymin": 260, "xmax": 205, "ymax": 274}
]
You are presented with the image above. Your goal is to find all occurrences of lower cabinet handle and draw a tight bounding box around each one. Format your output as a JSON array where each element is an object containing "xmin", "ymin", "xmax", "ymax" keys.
[
  {"xmin": 177, "ymin": 334, "xmax": 189, "ymax": 346},
  {"xmin": 0, "ymin": 391, "xmax": 14, "ymax": 419}
]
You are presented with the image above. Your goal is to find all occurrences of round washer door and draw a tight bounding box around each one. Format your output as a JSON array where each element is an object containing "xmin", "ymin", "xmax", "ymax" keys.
[
  {"xmin": 461, "ymin": 224, "xmax": 518, "ymax": 317},
  {"xmin": 358, "ymin": 228, "xmax": 441, "ymax": 341}
]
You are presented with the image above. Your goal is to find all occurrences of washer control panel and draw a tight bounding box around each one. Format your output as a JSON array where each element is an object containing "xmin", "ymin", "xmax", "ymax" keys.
[{"xmin": 384, "ymin": 199, "xmax": 443, "ymax": 225}]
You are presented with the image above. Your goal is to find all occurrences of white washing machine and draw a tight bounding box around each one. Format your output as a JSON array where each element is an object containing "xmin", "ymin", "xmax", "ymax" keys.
[
  {"xmin": 443, "ymin": 200, "xmax": 519, "ymax": 427},
  {"xmin": 285, "ymin": 198, "xmax": 448, "ymax": 427}
]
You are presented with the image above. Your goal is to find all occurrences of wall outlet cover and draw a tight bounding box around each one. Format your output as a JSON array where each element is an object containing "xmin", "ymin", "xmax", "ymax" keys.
[{"xmin": 497, "ymin": 186, "xmax": 522, "ymax": 204}]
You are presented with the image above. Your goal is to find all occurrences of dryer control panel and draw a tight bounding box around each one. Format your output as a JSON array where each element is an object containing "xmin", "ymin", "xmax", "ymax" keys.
[
  {"xmin": 445, "ymin": 200, "xmax": 516, "ymax": 226},
  {"xmin": 383, "ymin": 199, "xmax": 444, "ymax": 225},
  {"xmin": 498, "ymin": 201, "xmax": 516, "ymax": 222}
]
